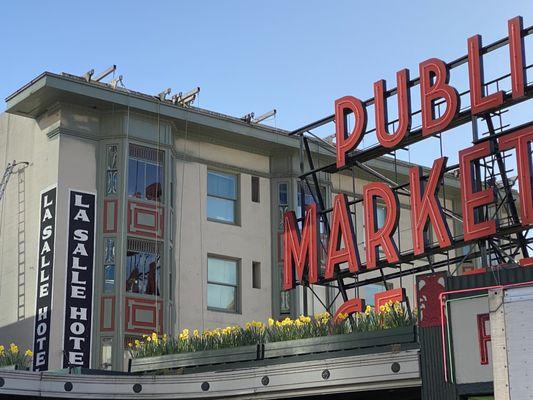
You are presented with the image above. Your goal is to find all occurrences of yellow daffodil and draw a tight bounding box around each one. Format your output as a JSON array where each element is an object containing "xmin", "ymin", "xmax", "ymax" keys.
[
  {"xmin": 0, "ymin": 345, "xmax": 4, "ymax": 355},
  {"xmin": 128, "ymin": 342, "xmax": 133, "ymax": 348},
  {"xmin": 135, "ymin": 339, "xmax": 141, "ymax": 348},
  {"xmin": 10, "ymin": 343, "xmax": 18, "ymax": 354},
  {"xmin": 337, "ymin": 312, "xmax": 349, "ymax": 321},
  {"xmin": 193, "ymin": 329, "xmax": 199, "ymax": 338},
  {"xmin": 268, "ymin": 318, "xmax": 275, "ymax": 327},
  {"xmin": 25, "ymin": 349, "xmax": 33, "ymax": 357}
]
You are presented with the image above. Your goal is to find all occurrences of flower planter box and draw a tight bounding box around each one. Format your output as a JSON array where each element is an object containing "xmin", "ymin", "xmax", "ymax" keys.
[
  {"xmin": 0, "ymin": 364, "xmax": 29, "ymax": 371},
  {"xmin": 129, "ymin": 344, "xmax": 259, "ymax": 374},
  {"xmin": 262, "ymin": 325, "xmax": 417, "ymax": 359},
  {"xmin": 129, "ymin": 325, "xmax": 416, "ymax": 374}
]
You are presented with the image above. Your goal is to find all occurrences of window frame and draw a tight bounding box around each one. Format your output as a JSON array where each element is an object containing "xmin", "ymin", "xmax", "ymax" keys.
[
  {"xmin": 207, "ymin": 254, "xmax": 241, "ymax": 314},
  {"xmin": 206, "ymin": 170, "xmax": 240, "ymax": 225},
  {"xmin": 127, "ymin": 143, "xmax": 165, "ymax": 204},
  {"xmin": 251, "ymin": 176, "xmax": 260, "ymax": 203}
]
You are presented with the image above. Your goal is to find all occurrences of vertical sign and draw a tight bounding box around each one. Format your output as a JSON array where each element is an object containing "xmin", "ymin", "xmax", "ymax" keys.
[
  {"xmin": 33, "ymin": 186, "xmax": 57, "ymax": 371},
  {"xmin": 62, "ymin": 190, "xmax": 96, "ymax": 368}
]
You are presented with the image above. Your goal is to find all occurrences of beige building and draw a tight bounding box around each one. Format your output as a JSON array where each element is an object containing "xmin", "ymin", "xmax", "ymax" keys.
[{"xmin": 0, "ymin": 71, "xmax": 466, "ymax": 371}]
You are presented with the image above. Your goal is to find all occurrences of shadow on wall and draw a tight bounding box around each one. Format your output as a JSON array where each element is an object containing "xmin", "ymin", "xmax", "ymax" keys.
[{"xmin": 0, "ymin": 317, "xmax": 34, "ymax": 351}]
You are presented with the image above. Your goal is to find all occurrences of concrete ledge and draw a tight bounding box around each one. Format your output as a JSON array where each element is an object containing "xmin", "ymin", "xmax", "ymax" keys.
[{"xmin": 0, "ymin": 349, "xmax": 420, "ymax": 399}]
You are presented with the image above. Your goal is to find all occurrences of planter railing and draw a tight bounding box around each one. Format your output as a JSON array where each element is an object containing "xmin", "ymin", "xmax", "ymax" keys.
[{"xmin": 129, "ymin": 325, "xmax": 417, "ymax": 374}]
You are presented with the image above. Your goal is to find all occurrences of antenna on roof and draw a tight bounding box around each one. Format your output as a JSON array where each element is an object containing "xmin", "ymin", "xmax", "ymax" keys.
[
  {"xmin": 94, "ymin": 65, "xmax": 117, "ymax": 82},
  {"xmin": 172, "ymin": 87, "xmax": 200, "ymax": 107},
  {"xmin": 242, "ymin": 109, "xmax": 277, "ymax": 124},
  {"xmin": 157, "ymin": 88, "xmax": 171, "ymax": 101},
  {"xmin": 110, "ymin": 75, "xmax": 124, "ymax": 89},
  {"xmin": 83, "ymin": 69, "xmax": 94, "ymax": 82},
  {"xmin": 241, "ymin": 113, "xmax": 254, "ymax": 123},
  {"xmin": 252, "ymin": 109, "xmax": 276, "ymax": 124}
]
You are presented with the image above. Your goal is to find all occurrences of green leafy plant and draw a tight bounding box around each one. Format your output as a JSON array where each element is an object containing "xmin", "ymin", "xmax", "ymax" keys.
[
  {"xmin": 0, "ymin": 343, "xmax": 33, "ymax": 370},
  {"xmin": 129, "ymin": 303, "xmax": 416, "ymax": 359}
]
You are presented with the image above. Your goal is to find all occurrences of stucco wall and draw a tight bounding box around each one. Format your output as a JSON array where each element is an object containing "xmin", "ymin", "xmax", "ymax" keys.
[
  {"xmin": 173, "ymin": 136, "xmax": 272, "ymax": 333},
  {"xmin": 0, "ymin": 112, "xmax": 60, "ymax": 353}
]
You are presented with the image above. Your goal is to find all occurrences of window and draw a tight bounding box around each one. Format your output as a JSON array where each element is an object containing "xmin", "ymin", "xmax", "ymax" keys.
[
  {"xmin": 207, "ymin": 256, "xmax": 239, "ymax": 312},
  {"xmin": 207, "ymin": 171, "xmax": 237, "ymax": 223},
  {"xmin": 278, "ymin": 183, "xmax": 288, "ymax": 206},
  {"xmin": 126, "ymin": 239, "xmax": 161, "ymax": 296},
  {"xmin": 128, "ymin": 144, "xmax": 164, "ymax": 203},
  {"xmin": 364, "ymin": 282, "xmax": 392, "ymax": 306},
  {"xmin": 376, "ymin": 204, "xmax": 386, "ymax": 229},
  {"xmin": 104, "ymin": 265, "xmax": 115, "ymax": 293},
  {"xmin": 251, "ymin": 176, "xmax": 260, "ymax": 203},
  {"xmin": 103, "ymin": 238, "xmax": 115, "ymax": 293},
  {"xmin": 100, "ymin": 337, "xmax": 113, "ymax": 370},
  {"xmin": 252, "ymin": 261, "xmax": 261, "ymax": 289}
]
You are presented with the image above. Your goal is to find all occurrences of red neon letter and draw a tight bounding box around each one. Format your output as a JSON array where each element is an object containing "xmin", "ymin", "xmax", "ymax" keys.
[
  {"xmin": 375, "ymin": 288, "xmax": 406, "ymax": 311},
  {"xmin": 468, "ymin": 35, "xmax": 504, "ymax": 115},
  {"xmin": 374, "ymin": 69, "xmax": 412, "ymax": 148},
  {"xmin": 363, "ymin": 183, "xmax": 400, "ymax": 269},
  {"xmin": 499, "ymin": 126, "xmax": 533, "ymax": 225},
  {"xmin": 335, "ymin": 96, "xmax": 367, "ymax": 168},
  {"xmin": 419, "ymin": 58, "xmax": 460, "ymax": 136},
  {"xmin": 325, "ymin": 194, "xmax": 361, "ymax": 278},
  {"xmin": 334, "ymin": 298, "xmax": 365, "ymax": 322},
  {"xmin": 509, "ymin": 16, "xmax": 526, "ymax": 99},
  {"xmin": 459, "ymin": 142, "xmax": 496, "ymax": 241},
  {"xmin": 283, "ymin": 204, "xmax": 318, "ymax": 290},
  {"xmin": 477, "ymin": 313, "xmax": 491, "ymax": 365},
  {"xmin": 409, "ymin": 157, "xmax": 452, "ymax": 255}
]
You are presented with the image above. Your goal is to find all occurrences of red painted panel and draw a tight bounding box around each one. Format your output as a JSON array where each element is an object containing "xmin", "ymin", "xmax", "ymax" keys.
[
  {"xmin": 127, "ymin": 200, "xmax": 165, "ymax": 240},
  {"xmin": 125, "ymin": 297, "xmax": 163, "ymax": 335},
  {"xmin": 103, "ymin": 199, "xmax": 118, "ymax": 234},
  {"xmin": 416, "ymin": 272, "xmax": 447, "ymax": 328}
]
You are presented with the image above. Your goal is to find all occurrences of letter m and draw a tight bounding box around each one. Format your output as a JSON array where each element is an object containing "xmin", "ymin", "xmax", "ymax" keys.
[{"xmin": 283, "ymin": 204, "xmax": 318, "ymax": 290}]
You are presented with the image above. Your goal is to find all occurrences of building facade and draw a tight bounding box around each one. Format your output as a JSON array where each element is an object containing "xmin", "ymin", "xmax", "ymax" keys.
[{"xmin": 0, "ymin": 71, "xmax": 467, "ymax": 371}]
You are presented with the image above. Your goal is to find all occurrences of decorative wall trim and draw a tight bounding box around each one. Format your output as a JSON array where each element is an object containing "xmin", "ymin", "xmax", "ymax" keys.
[
  {"xmin": 125, "ymin": 297, "xmax": 163, "ymax": 334},
  {"xmin": 103, "ymin": 199, "xmax": 118, "ymax": 233},
  {"xmin": 127, "ymin": 200, "xmax": 164, "ymax": 240}
]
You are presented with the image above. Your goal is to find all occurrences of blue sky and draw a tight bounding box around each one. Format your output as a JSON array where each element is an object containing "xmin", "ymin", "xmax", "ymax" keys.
[{"xmin": 0, "ymin": 1, "xmax": 531, "ymax": 165}]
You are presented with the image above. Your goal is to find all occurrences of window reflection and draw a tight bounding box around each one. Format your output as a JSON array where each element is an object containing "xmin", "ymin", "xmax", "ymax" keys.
[
  {"xmin": 128, "ymin": 144, "xmax": 164, "ymax": 202},
  {"xmin": 207, "ymin": 171, "xmax": 237, "ymax": 223},
  {"xmin": 126, "ymin": 239, "xmax": 161, "ymax": 296},
  {"xmin": 207, "ymin": 257, "xmax": 238, "ymax": 312}
]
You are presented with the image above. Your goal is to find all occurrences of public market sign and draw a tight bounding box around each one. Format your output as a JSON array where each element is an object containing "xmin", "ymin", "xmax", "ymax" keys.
[
  {"xmin": 32, "ymin": 186, "xmax": 57, "ymax": 371},
  {"xmin": 283, "ymin": 17, "xmax": 532, "ymax": 305},
  {"xmin": 62, "ymin": 190, "xmax": 96, "ymax": 368}
]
